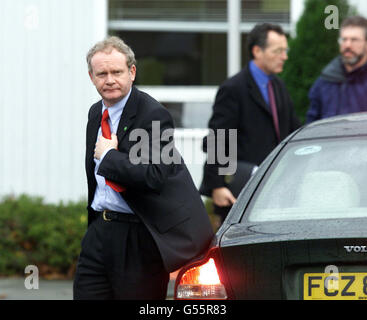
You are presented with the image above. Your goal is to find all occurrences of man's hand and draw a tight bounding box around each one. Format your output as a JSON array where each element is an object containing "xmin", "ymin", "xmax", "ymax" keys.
[
  {"xmin": 212, "ymin": 187, "xmax": 236, "ymax": 207},
  {"xmin": 94, "ymin": 133, "xmax": 118, "ymax": 160}
]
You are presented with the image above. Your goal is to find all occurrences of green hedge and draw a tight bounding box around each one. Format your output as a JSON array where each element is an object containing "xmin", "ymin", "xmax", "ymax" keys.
[
  {"xmin": 0, "ymin": 194, "xmax": 219, "ymax": 278},
  {"xmin": 0, "ymin": 195, "xmax": 87, "ymax": 278}
]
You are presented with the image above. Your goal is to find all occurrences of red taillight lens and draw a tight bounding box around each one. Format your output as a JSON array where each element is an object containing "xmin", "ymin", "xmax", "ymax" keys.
[{"xmin": 175, "ymin": 250, "xmax": 228, "ymax": 300}]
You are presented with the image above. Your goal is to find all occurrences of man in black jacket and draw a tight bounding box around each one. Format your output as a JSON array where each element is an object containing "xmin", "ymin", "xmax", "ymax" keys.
[
  {"xmin": 73, "ymin": 36, "xmax": 213, "ymax": 300},
  {"xmin": 200, "ymin": 23, "xmax": 301, "ymax": 223}
]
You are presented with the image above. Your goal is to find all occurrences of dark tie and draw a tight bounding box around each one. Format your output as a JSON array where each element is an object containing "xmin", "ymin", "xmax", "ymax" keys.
[
  {"xmin": 101, "ymin": 109, "xmax": 125, "ymax": 192},
  {"xmin": 267, "ymin": 80, "xmax": 280, "ymax": 142}
]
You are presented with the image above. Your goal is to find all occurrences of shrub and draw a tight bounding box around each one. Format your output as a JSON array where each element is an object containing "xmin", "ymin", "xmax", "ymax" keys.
[
  {"xmin": 0, "ymin": 194, "xmax": 219, "ymax": 278},
  {"xmin": 0, "ymin": 194, "xmax": 87, "ymax": 278}
]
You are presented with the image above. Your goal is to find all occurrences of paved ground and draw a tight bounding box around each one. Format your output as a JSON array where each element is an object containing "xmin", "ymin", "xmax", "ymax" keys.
[{"xmin": 0, "ymin": 277, "xmax": 175, "ymax": 300}]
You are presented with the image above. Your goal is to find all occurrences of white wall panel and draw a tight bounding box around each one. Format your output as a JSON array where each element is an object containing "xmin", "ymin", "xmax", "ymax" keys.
[
  {"xmin": 174, "ymin": 129, "xmax": 208, "ymax": 189},
  {"xmin": 0, "ymin": 0, "xmax": 107, "ymax": 203}
]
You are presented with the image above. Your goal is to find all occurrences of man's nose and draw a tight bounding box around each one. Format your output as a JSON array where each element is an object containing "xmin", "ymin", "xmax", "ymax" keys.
[{"xmin": 106, "ymin": 73, "xmax": 115, "ymax": 84}]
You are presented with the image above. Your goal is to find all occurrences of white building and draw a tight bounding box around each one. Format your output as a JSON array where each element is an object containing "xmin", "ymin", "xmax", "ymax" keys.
[{"xmin": 1, "ymin": 0, "xmax": 366, "ymax": 203}]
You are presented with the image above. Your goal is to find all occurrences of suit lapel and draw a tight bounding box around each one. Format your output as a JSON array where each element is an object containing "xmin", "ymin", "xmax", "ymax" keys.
[
  {"xmin": 86, "ymin": 87, "xmax": 138, "ymax": 172},
  {"xmin": 116, "ymin": 86, "xmax": 138, "ymax": 144},
  {"xmin": 86, "ymin": 101, "xmax": 102, "ymax": 174},
  {"xmin": 245, "ymin": 67, "xmax": 272, "ymax": 116},
  {"xmin": 271, "ymin": 79, "xmax": 283, "ymax": 113},
  {"xmin": 271, "ymin": 79, "xmax": 284, "ymax": 132}
]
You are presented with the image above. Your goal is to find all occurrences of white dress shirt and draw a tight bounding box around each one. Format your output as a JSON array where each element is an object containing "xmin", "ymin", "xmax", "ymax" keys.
[{"xmin": 91, "ymin": 89, "xmax": 134, "ymax": 214}]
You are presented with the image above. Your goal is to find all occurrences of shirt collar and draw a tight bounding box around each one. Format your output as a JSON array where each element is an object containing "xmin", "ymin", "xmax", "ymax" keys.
[
  {"xmin": 249, "ymin": 60, "xmax": 272, "ymax": 85},
  {"xmin": 102, "ymin": 88, "xmax": 132, "ymax": 126}
]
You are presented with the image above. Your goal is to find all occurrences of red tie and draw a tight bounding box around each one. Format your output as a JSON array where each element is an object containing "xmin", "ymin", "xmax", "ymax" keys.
[
  {"xmin": 101, "ymin": 109, "xmax": 125, "ymax": 192},
  {"xmin": 267, "ymin": 80, "xmax": 281, "ymax": 143}
]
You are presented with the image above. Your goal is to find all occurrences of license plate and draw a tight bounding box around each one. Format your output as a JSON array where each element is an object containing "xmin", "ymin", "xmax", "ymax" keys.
[{"xmin": 304, "ymin": 273, "xmax": 367, "ymax": 300}]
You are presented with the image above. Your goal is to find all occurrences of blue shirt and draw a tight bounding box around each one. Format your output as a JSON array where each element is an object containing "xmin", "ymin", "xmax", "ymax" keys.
[
  {"xmin": 249, "ymin": 60, "xmax": 271, "ymax": 106},
  {"xmin": 91, "ymin": 89, "xmax": 134, "ymax": 214}
]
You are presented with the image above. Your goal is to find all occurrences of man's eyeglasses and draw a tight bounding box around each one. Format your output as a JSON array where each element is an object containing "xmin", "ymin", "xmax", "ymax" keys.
[
  {"xmin": 338, "ymin": 37, "xmax": 366, "ymax": 45},
  {"xmin": 270, "ymin": 48, "xmax": 289, "ymax": 55}
]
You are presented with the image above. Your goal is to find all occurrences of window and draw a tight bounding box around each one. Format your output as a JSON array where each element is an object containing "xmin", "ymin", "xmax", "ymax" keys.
[
  {"xmin": 109, "ymin": 0, "xmax": 290, "ymax": 23},
  {"xmin": 242, "ymin": 0, "xmax": 290, "ymax": 23},
  {"xmin": 109, "ymin": 0, "xmax": 227, "ymax": 22},
  {"xmin": 111, "ymin": 31, "xmax": 227, "ymax": 86},
  {"xmin": 108, "ymin": 0, "xmax": 290, "ymax": 128},
  {"xmin": 246, "ymin": 138, "xmax": 367, "ymax": 222}
]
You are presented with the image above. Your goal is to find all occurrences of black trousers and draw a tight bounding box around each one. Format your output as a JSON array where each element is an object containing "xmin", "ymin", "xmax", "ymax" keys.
[{"xmin": 73, "ymin": 214, "xmax": 169, "ymax": 300}]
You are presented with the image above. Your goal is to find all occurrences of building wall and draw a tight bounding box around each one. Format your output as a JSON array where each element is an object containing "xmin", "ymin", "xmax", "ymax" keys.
[{"xmin": 0, "ymin": 0, "xmax": 107, "ymax": 203}]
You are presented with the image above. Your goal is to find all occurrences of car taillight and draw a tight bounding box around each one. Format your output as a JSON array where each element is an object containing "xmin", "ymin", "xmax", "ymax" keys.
[{"xmin": 174, "ymin": 248, "xmax": 228, "ymax": 300}]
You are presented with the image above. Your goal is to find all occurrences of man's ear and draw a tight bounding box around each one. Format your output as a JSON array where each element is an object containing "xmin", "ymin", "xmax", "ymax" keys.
[
  {"xmin": 88, "ymin": 71, "xmax": 95, "ymax": 84},
  {"xmin": 252, "ymin": 45, "xmax": 262, "ymax": 60},
  {"xmin": 129, "ymin": 64, "xmax": 137, "ymax": 81}
]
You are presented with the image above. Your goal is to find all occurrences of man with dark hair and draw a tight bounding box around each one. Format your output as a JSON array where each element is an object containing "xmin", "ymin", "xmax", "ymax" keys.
[
  {"xmin": 247, "ymin": 23, "xmax": 286, "ymax": 59},
  {"xmin": 200, "ymin": 23, "xmax": 300, "ymax": 224},
  {"xmin": 306, "ymin": 15, "xmax": 367, "ymax": 123}
]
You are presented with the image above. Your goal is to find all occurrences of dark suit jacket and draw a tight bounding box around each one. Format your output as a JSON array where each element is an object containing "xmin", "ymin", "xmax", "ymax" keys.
[
  {"xmin": 200, "ymin": 64, "xmax": 301, "ymax": 196},
  {"xmin": 85, "ymin": 86, "xmax": 214, "ymax": 273}
]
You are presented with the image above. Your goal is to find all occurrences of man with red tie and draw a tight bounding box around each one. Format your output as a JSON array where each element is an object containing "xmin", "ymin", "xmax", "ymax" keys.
[
  {"xmin": 73, "ymin": 36, "xmax": 213, "ymax": 299},
  {"xmin": 200, "ymin": 23, "xmax": 301, "ymax": 224}
]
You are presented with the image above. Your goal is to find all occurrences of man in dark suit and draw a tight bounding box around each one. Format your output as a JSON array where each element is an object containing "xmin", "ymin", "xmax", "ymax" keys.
[
  {"xmin": 73, "ymin": 36, "xmax": 213, "ymax": 300},
  {"xmin": 200, "ymin": 23, "xmax": 301, "ymax": 223}
]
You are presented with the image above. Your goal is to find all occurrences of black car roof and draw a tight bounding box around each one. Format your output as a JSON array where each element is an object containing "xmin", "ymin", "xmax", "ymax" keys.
[{"xmin": 291, "ymin": 112, "xmax": 367, "ymax": 141}]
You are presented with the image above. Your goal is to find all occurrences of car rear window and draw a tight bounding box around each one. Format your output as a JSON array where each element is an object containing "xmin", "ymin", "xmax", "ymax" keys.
[{"xmin": 246, "ymin": 138, "xmax": 367, "ymax": 222}]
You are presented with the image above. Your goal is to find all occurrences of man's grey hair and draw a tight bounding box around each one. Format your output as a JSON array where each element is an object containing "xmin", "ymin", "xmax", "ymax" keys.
[{"xmin": 86, "ymin": 36, "xmax": 136, "ymax": 73}]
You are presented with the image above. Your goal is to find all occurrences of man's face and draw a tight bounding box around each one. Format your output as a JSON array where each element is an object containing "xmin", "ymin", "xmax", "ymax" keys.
[
  {"xmin": 339, "ymin": 26, "xmax": 367, "ymax": 67},
  {"xmin": 89, "ymin": 49, "xmax": 136, "ymax": 107},
  {"xmin": 253, "ymin": 31, "xmax": 288, "ymax": 75}
]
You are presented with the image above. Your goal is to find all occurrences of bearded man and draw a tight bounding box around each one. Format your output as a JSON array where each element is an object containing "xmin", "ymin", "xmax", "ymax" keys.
[{"xmin": 306, "ymin": 16, "xmax": 367, "ymax": 123}]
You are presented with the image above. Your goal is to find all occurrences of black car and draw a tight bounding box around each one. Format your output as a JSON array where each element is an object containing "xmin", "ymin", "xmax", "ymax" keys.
[{"xmin": 175, "ymin": 113, "xmax": 367, "ymax": 300}]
